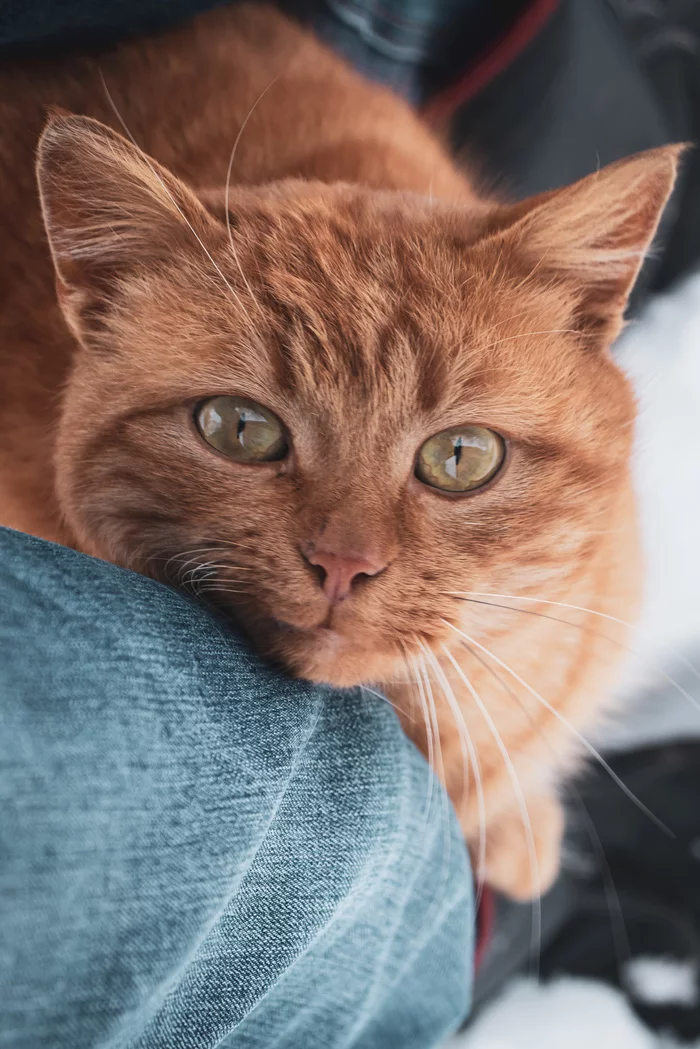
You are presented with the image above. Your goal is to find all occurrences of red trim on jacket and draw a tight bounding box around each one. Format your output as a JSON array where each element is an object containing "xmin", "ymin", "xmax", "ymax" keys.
[
  {"xmin": 423, "ymin": 0, "xmax": 559, "ymax": 125},
  {"xmin": 475, "ymin": 884, "xmax": 495, "ymax": 973}
]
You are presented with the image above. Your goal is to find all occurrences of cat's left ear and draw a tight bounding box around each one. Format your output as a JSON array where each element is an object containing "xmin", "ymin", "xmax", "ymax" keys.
[
  {"xmin": 499, "ymin": 145, "xmax": 684, "ymax": 345},
  {"xmin": 37, "ymin": 111, "xmax": 221, "ymax": 345}
]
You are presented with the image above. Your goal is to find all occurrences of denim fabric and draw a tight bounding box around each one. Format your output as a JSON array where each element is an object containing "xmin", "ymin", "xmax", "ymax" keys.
[{"xmin": 0, "ymin": 527, "xmax": 473, "ymax": 1048}]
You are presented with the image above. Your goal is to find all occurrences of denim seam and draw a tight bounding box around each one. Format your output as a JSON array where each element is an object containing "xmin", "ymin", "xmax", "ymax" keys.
[
  {"xmin": 120, "ymin": 694, "xmax": 327, "ymax": 1049},
  {"xmin": 223, "ymin": 702, "xmax": 410, "ymax": 1048},
  {"xmin": 335, "ymin": 727, "xmax": 436, "ymax": 1049},
  {"xmin": 341, "ymin": 771, "xmax": 471, "ymax": 1047}
]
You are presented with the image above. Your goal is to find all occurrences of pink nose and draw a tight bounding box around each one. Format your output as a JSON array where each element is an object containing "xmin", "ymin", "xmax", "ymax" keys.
[{"xmin": 306, "ymin": 549, "xmax": 385, "ymax": 603}]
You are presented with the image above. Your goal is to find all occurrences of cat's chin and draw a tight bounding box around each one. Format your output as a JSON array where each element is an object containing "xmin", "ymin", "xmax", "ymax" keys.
[{"xmin": 261, "ymin": 622, "xmax": 399, "ymax": 689}]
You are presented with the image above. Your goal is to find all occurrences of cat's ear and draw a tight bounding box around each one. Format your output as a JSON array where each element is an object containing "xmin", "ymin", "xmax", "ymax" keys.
[
  {"xmin": 501, "ymin": 146, "xmax": 684, "ymax": 344},
  {"xmin": 37, "ymin": 112, "xmax": 219, "ymax": 343}
]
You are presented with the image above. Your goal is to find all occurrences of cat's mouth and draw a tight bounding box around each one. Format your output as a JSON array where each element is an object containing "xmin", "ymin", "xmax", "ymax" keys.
[
  {"xmin": 261, "ymin": 614, "xmax": 396, "ymax": 687},
  {"xmin": 272, "ymin": 617, "xmax": 337, "ymax": 637},
  {"xmin": 272, "ymin": 617, "xmax": 347, "ymax": 660},
  {"xmin": 208, "ymin": 591, "xmax": 401, "ymax": 687}
]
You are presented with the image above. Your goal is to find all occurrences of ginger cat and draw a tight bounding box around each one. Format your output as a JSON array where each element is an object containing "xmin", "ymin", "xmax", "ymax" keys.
[{"xmin": 0, "ymin": 4, "xmax": 680, "ymax": 899}]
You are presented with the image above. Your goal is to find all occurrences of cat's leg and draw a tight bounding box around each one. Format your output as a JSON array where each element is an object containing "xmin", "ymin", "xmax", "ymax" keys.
[{"xmin": 468, "ymin": 791, "xmax": 565, "ymax": 902}]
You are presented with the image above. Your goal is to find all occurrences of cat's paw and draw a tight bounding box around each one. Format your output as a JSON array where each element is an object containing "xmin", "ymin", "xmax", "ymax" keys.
[{"xmin": 480, "ymin": 794, "xmax": 564, "ymax": 902}]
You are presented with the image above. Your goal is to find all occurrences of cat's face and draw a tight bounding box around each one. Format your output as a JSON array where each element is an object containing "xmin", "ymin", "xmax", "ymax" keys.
[{"xmin": 38, "ymin": 117, "xmax": 678, "ymax": 687}]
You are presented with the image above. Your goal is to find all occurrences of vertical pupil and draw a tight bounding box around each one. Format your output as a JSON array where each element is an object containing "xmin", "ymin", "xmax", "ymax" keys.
[
  {"xmin": 453, "ymin": 436, "xmax": 463, "ymax": 468},
  {"xmin": 237, "ymin": 413, "xmax": 246, "ymax": 444}
]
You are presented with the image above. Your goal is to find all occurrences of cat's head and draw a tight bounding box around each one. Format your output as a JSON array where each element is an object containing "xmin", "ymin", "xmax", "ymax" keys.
[{"xmin": 37, "ymin": 114, "xmax": 679, "ymax": 686}]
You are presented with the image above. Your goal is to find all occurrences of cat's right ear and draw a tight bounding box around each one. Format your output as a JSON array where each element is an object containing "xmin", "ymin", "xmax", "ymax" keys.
[
  {"xmin": 487, "ymin": 145, "xmax": 683, "ymax": 347},
  {"xmin": 37, "ymin": 112, "xmax": 219, "ymax": 345}
]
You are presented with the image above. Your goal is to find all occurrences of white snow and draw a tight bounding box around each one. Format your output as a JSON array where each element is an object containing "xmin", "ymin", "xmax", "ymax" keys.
[
  {"xmin": 623, "ymin": 956, "xmax": 698, "ymax": 1008},
  {"xmin": 448, "ymin": 978, "xmax": 659, "ymax": 1049},
  {"xmin": 606, "ymin": 272, "xmax": 700, "ymax": 743}
]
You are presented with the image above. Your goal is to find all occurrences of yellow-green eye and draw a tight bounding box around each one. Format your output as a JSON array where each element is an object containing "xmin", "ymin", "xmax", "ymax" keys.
[
  {"xmin": 195, "ymin": 396, "xmax": 288, "ymax": 462},
  {"xmin": 416, "ymin": 426, "xmax": 504, "ymax": 493}
]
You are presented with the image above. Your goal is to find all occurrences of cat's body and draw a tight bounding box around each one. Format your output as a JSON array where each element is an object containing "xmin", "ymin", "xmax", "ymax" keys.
[{"xmin": 0, "ymin": 4, "xmax": 678, "ymax": 898}]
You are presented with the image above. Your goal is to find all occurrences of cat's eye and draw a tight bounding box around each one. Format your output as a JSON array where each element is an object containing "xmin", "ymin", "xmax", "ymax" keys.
[
  {"xmin": 416, "ymin": 426, "xmax": 505, "ymax": 493},
  {"xmin": 195, "ymin": 396, "xmax": 288, "ymax": 462}
]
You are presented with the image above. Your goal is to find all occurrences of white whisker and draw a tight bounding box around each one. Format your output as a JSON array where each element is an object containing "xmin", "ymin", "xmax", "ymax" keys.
[
  {"xmin": 451, "ymin": 590, "xmax": 700, "ymax": 701},
  {"xmin": 441, "ymin": 642, "xmax": 542, "ymax": 968},
  {"xmin": 408, "ymin": 649, "xmax": 437, "ymax": 823},
  {"xmin": 180, "ymin": 558, "xmax": 225, "ymax": 588},
  {"xmin": 463, "ymin": 640, "xmax": 630, "ymax": 965},
  {"xmin": 566, "ymin": 786, "xmax": 631, "ymax": 968},
  {"xmin": 224, "ymin": 75, "xmax": 282, "ymax": 317},
  {"xmin": 158, "ymin": 545, "xmax": 229, "ymax": 577},
  {"xmin": 99, "ymin": 74, "xmax": 257, "ymax": 336},
  {"xmin": 440, "ymin": 618, "xmax": 672, "ymax": 837},
  {"xmin": 478, "ymin": 328, "xmax": 580, "ymax": 352},
  {"xmin": 418, "ymin": 651, "xmax": 456, "ymax": 918},
  {"xmin": 419, "ymin": 642, "xmax": 487, "ymax": 895},
  {"xmin": 193, "ymin": 584, "xmax": 248, "ymax": 596},
  {"xmin": 360, "ymin": 684, "xmax": 415, "ymax": 723}
]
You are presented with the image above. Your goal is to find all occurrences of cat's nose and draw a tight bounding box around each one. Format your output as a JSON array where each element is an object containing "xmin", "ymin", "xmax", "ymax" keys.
[{"xmin": 305, "ymin": 547, "xmax": 386, "ymax": 604}]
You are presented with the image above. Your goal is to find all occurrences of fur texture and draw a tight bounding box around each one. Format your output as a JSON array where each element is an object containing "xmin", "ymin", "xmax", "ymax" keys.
[{"xmin": 0, "ymin": 4, "xmax": 680, "ymax": 898}]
